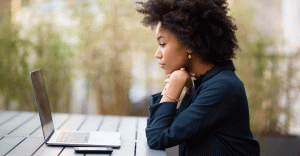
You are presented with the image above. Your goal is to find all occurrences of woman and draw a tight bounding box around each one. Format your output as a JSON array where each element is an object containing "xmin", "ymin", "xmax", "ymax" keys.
[{"xmin": 136, "ymin": 0, "xmax": 260, "ymax": 156}]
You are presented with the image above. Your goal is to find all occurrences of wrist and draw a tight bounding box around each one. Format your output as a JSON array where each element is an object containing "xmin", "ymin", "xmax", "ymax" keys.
[
  {"xmin": 164, "ymin": 92, "xmax": 180, "ymax": 102},
  {"xmin": 160, "ymin": 80, "xmax": 184, "ymax": 103}
]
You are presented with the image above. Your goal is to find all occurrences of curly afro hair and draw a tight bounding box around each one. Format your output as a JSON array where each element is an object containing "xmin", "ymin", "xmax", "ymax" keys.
[{"xmin": 136, "ymin": 0, "xmax": 238, "ymax": 64}]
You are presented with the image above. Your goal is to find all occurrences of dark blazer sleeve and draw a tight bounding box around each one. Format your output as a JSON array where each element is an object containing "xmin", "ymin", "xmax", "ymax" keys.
[{"xmin": 146, "ymin": 79, "xmax": 238, "ymax": 150}]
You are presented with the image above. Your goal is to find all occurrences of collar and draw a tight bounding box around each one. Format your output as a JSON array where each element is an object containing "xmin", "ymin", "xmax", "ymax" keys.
[{"xmin": 194, "ymin": 60, "xmax": 236, "ymax": 90}]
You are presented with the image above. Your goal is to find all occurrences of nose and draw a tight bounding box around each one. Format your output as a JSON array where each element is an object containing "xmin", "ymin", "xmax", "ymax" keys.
[{"xmin": 155, "ymin": 48, "xmax": 162, "ymax": 59}]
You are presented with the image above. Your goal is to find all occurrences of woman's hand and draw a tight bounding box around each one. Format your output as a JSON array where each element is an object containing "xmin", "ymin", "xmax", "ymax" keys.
[
  {"xmin": 161, "ymin": 68, "xmax": 196, "ymax": 102},
  {"xmin": 169, "ymin": 68, "xmax": 195, "ymax": 95}
]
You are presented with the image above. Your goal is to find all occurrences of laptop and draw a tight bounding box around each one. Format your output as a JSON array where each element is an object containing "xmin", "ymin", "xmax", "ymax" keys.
[{"xmin": 30, "ymin": 69, "xmax": 121, "ymax": 147}]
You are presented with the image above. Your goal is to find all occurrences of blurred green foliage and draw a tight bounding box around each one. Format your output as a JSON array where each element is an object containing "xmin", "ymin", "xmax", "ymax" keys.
[
  {"xmin": 0, "ymin": 0, "xmax": 157, "ymax": 115},
  {"xmin": 0, "ymin": 15, "xmax": 33, "ymax": 111},
  {"xmin": 0, "ymin": 4, "xmax": 72, "ymax": 112},
  {"xmin": 231, "ymin": 0, "xmax": 300, "ymax": 136}
]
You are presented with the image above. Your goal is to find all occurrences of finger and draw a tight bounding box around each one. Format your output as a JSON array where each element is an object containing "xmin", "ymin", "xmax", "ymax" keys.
[
  {"xmin": 164, "ymin": 79, "xmax": 169, "ymax": 83},
  {"xmin": 167, "ymin": 74, "xmax": 171, "ymax": 78}
]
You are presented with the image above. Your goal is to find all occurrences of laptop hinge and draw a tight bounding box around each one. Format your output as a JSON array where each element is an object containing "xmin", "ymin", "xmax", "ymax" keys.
[{"xmin": 45, "ymin": 130, "xmax": 55, "ymax": 143}]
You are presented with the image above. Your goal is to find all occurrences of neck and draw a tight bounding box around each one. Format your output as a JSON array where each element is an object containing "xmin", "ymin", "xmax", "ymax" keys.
[{"xmin": 188, "ymin": 55, "xmax": 215, "ymax": 77}]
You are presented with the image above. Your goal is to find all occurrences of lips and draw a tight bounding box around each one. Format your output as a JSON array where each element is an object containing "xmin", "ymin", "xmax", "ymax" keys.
[{"xmin": 159, "ymin": 63, "xmax": 165, "ymax": 68}]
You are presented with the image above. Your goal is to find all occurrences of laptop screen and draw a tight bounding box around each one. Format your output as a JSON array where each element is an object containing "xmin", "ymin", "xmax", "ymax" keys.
[{"xmin": 31, "ymin": 69, "xmax": 54, "ymax": 142}]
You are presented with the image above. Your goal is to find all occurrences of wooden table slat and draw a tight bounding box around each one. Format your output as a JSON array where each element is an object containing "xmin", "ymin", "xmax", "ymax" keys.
[
  {"xmin": 5, "ymin": 137, "xmax": 44, "ymax": 156},
  {"xmin": 0, "ymin": 111, "xmax": 19, "ymax": 125},
  {"xmin": 0, "ymin": 136, "xmax": 26, "ymax": 156},
  {"xmin": 98, "ymin": 116, "xmax": 120, "ymax": 132},
  {"xmin": 137, "ymin": 117, "xmax": 147, "ymax": 141},
  {"xmin": 52, "ymin": 113, "xmax": 71, "ymax": 129},
  {"xmin": 118, "ymin": 117, "xmax": 137, "ymax": 141},
  {"xmin": 8, "ymin": 114, "xmax": 40, "ymax": 136},
  {"xmin": 58, "ymin": 114, "xmax": 86, "ymax": 131},
  {"xmin": 78, "ymin": 115, "xmax": 103, "ymax": 131},
  {"xmin": 111, "ymin": 140, "xmax": 136, "ymax": 156},
  {"xmin": 0, "ymin": 112, "xmax": 35, "ymax": 135},
  {"xmin": 136, "ymin": 141, "xmax": 167, "ymax": 156},
  {"xmin": 33, "ymin": 144, "xmax": 64, "ymax": 156}
]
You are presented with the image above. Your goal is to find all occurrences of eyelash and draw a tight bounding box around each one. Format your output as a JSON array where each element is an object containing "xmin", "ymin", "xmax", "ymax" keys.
[{"xmin": 159, "ymin": 43, "xmax": 165, "ymax": 47}]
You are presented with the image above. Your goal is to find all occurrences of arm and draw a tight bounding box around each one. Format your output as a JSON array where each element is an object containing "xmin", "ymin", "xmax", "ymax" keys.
[{"xmin": 146, "ymin": 78, "xmax": 238, "ymax": 150}]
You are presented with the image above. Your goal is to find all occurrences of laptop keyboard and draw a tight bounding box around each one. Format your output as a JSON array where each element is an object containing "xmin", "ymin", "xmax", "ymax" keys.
[{"xmin": 57, "ymin": 132, "xmax": 90, "ymax": 143}]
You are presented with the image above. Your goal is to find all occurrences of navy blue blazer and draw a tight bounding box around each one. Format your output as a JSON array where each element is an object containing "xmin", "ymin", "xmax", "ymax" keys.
[{"xmin": 146, "ymin": 60, "xmax": 260, "ymax": 156}]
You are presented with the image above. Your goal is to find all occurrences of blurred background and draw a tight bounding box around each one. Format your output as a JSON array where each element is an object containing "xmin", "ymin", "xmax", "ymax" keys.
[{"xmin": 0, "ymin": 0, "xmax": 299, "ymax": 139}]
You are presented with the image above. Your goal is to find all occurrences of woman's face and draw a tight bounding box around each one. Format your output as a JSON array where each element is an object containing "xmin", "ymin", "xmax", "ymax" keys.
[{"xmin": 155, "ymin": 25, "xmax": 189, "ymax": 75}]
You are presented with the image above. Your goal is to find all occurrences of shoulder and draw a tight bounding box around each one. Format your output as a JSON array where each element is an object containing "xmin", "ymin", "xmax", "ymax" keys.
[
  {"xmin": 197, "ymin": 70, "xmax": 246, "ymax": 100},
  {"xmin": 206, "ymin": 70, "xmax": 243, "ymax": 90},
  {"xmin": 190, "ymin": 70, "xmax": 245, "ymax": 108}
]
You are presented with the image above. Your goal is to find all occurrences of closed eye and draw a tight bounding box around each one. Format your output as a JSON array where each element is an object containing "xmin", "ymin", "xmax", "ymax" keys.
[{"xmin": 159, "ymin": 43, "xmax": 165, "ymax": 47}]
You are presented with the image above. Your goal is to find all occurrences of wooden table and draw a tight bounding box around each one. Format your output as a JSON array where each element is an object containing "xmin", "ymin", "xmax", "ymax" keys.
[{"xmin": 0, "ymin": 111, "xmax": 166, "ymax": 156}]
